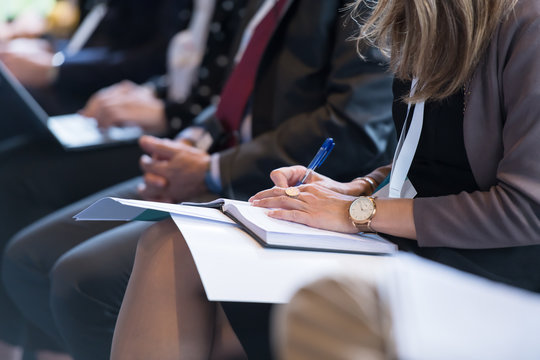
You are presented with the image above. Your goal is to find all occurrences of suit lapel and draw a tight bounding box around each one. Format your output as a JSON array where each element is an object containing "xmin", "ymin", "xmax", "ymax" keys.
[{"xmin": 250, "ymin": 0, "xmax": 297, "ymax": 136}]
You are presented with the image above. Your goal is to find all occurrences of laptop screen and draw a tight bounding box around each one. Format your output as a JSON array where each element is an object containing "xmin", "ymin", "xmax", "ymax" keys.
[
  {"xmin": 0, "ymin": 63, "xmax": 143, "ymax": 150},
  {"xmin": 0, "ymin": 62, "xmax": 52, "ymax": 141}
]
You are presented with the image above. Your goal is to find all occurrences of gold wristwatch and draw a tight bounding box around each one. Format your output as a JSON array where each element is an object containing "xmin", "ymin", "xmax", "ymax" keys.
[{"xmin": 349, "ymin": 196, "xmax": 377, "ymax": 232}]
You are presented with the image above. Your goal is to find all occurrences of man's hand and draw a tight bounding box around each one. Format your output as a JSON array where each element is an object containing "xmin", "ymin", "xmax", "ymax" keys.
[
  {"xmin": 80, "ymin": 81, "xmax": 134, "ymax": 118},
  {"xmin": 81, "ymin": 81, "xmax": 167, "ymax": 134},
  {"xmin": 0, "ymin": 48, "xmax": 54, "ymax": 87},
  {"xmin": 137, "ymin": 135, "xmax": 210, "ymax": 203}
]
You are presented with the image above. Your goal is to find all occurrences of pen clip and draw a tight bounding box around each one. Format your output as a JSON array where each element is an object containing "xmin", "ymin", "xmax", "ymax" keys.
[{"xmin": 317, "ymin": 139, "xmax": 335, "ymax": 166}]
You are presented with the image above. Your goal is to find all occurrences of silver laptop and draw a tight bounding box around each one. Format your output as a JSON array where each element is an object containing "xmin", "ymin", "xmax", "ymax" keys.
[{"xmin": 0, "ymin": 63, "xmax": 143, "ymax": 150}]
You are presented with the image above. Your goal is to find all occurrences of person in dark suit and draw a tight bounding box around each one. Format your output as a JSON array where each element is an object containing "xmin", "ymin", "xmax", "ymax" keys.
[
  {"xmin": 0, "ymin": 0, "xmax": 191, "ymax": 115},
  {"xmin": 0, "ymin": 1, "xmax": 250, "ymax": 359},
  {"xmin": 2, "ymin": 0, "xmax": 395, "ymax": 359},
  {"xmin": 0, "ymin": 0, "xmax": 190, "ymax": 358}
]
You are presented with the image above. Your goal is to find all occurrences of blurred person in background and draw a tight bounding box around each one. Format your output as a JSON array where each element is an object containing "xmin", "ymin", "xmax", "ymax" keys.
[
  {"xmin": 0, "ymin": 0, "xmax": 190, "ymax": 115},
  {"xmin": 0, "ymin": 0, "xmax": 79, "ymax": 41},
  {"xmin": 0, "ymin": 1, "xmax": 250, "ymax": 359},
  {"xmin": 0, "ymin": 0, "xmax": 191, "ymax": 358}
]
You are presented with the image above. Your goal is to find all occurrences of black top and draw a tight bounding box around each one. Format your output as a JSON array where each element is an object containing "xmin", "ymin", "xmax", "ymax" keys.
[
  {"xmin": 161, "ymin": 0, "xmax": 249, "ymax": 135},
  {"xmin": 392, "ymin": 78, "xmax": 478, "ymax": 197},
  {"xmin": 390, "ymin": 78, "xmax": 540, "ymax": 294}
]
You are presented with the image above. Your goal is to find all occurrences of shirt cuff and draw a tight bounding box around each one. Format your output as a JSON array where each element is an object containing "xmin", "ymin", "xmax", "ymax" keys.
[{"xmin": 204, "ymin": 153, "xmax": 222, "ymax": 194}]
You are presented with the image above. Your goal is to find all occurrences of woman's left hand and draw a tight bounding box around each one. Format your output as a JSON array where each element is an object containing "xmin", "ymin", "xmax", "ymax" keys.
[{"xmin": 250, "ymin": 184, "xmax": 359, "ymax": 233}]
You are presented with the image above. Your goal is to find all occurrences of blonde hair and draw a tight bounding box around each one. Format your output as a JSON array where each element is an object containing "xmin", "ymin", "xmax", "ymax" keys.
[{"xmin": 351, "ymin": 0, "xmax": 517, "ymax": 103}]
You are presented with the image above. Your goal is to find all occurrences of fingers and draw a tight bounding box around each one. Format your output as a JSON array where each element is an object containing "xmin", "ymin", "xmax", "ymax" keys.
[
  {"xmin": 139, "ymin": 135, "xmax": 180, "ymax": 160},
  {"xmin": 80, "ymin": 81, "xmax": 136, "ymax": 121},
  {"xmin": 252, "ymin": 194, "xmax": 311, "ymax": 211},
  {"xmin": 250, "ymin": 185, "xmax": 304, "ymax": 202},
  {"xmin": 144, "ymin": 171, "xmax": 167, "ymax": 187},
  {"xmin": 118, "ymin": 80, "xmax": 137, "ymax": 92},
  {"xmin": 137, "ymin": 182, "xmax": 173, "ymax": 203},
  {"xmin": 81, "ymin": 92, "xmax": 119, "ymax": 124},
  {"xmin": 266, "ymin": 208, "xmax": 337, "ymax": 230},
  {"xmin": 269, "ymin": 166, "xmax": 307, "ymax": 187},
  {"xmin": 269, "ymin": 169, "xmax": 291, "ymax": 188},
  {"xmin": 95, "ymin": 105, "xmax": 128, "ymax": 128},
  {"xmin": 249, "ymin": 186, "xmax": 287, "ymax": 202},
  {"xmin": 250, "ymin": 186, "xmax": 316, "ymax": 212},
  {"xmin": 101, "ymin": 81, "xmax": 136, "ymax": 97},
  {"xmin": 139, "ymin": 154, "xmax": 170, "ymax": 178},
  {"xmin": 137, "ymin": 173, "xmax": 169, "ymax": 201},
  {"xmin": 250, "ymin": 182, "xmax": 323, "ymax": 202},
  {"xmin": 138, "ymin": 154, "xmax": 173, "ymax": 202},
  {"xmin": 91, "ymin": 97, "xmax": 133, "ymax": 128},
  {"xmin": 266, "ymin": 209, "xmax": 311, "ymax": 226},
  {"xmin": 80, "ymin": 91, "xmax": 106, "ymax": 118}
]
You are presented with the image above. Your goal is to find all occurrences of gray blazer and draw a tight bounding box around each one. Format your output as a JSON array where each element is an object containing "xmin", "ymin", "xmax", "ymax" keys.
[{"xmin": 414, "ymin": 0, "xmax": 540, "ymax": 249}]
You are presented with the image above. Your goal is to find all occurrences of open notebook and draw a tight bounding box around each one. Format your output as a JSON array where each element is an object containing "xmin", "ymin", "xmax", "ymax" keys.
[{"xmin": 75, "ymin": 197, "xmax": 397, "ymax": 255}]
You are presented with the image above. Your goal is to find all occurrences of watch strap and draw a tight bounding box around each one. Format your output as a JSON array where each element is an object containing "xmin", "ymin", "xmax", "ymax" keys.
[{"xmin": 353, "ymin": 219, "xmax": 375, "ymax": 233}]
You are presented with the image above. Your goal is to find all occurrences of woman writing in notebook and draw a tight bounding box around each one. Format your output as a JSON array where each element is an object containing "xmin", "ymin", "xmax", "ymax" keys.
[
  {"xmin": 111, "ymin": 0, "xmax": 540, "ymax": 358},
  {"xmin": 253, "ymin": 0, "xmax": 540, "ymax": 289}
]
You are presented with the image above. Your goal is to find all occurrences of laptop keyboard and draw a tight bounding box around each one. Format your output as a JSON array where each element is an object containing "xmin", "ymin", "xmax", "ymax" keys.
[{"xmin": 47, "ymin": 114, "xmax": 143, "ymax": 148}]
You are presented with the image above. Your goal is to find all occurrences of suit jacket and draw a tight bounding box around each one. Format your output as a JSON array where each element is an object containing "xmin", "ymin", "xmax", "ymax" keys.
[
  {"xmin": 410, "ymin": 0, "xmax": 540, "ymax": 291},
  {"xmin": 195, "ymin": 0, "xmax": 396, "ymax": 200},
  {"xmin": 53, "ymin": 0, "xmax": 191, "ymax": 96}
]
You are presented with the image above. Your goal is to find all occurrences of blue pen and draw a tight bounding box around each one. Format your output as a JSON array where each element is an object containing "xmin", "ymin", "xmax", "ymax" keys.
[{"xmin": 295, "ymin": 138, "xmax": 335, "ymax": 186}]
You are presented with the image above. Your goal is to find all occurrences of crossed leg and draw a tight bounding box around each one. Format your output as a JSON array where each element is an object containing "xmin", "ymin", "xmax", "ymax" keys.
[{"xmin": 111, "ymin": 218, "xmax": 244, "ymax": 360}]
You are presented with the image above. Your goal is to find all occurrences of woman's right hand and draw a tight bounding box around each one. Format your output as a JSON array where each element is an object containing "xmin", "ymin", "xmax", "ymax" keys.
[{"xmin": 266, "ymin": 166, "xmax": 364, "ymax": 196}]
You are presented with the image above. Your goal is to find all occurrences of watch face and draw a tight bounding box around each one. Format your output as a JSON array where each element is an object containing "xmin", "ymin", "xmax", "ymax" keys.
[{"xmin": 349, "ymin": 197, "xmax": 375, "ymax": 222}]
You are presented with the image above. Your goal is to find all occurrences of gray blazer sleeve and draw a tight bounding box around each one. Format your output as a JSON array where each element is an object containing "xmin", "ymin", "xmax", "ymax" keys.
[{"xmin": 414, "ymin": 0, "xmax": 540, "ymax": 249}]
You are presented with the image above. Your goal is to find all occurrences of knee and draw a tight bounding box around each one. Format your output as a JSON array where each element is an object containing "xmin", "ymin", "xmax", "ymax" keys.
[
  {"xmin": 49, "ymin": 252, "xmax": 84, "ymax": 307},
  {"xmin": 137, "ymin": 218, "xmax": 185, "ymax": 255},
  {"xmin": 2, "ymin": 236, "xmax": 24, "ymax": 288},
  {"xmin": 2, "ymin": 229, "xmax": 45, "ymax": 297},
  {"xmin": 49, "ymin": 248, "xmax": 106, "ymax": 322},
  {"xmin": 49, "ymin": 246, "xmax": 123, "ymax": 360},
  {"xmin": 49, "ymin": 235, "xmax": 135, "ymax": 324},
  {"xmin": 49, "ymin": 250, "xmax": 99, "ymax": 336}
]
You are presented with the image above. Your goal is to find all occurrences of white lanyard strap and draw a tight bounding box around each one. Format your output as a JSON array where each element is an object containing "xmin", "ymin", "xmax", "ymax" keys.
[{"xmin": 389, "ymin": 79, "xmax": 425, "ymax": 198}]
